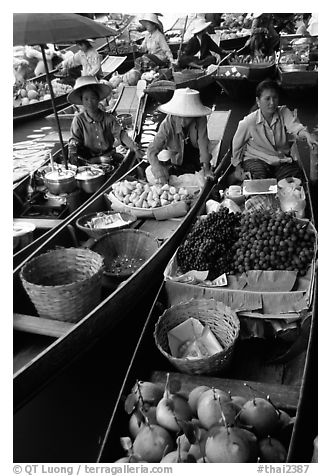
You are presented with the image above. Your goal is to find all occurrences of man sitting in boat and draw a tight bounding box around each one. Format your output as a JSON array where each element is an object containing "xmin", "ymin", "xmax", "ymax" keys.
[
  {"xmin": 178, "ymin": 19, "xmax": 226, "ymax": 69},
  {"xmin": 58, "ymin": 39, "xmax": 102, "ymax": 79},
  {"xmin": 231, "ymin": 79, "xmax": 317, "ymax": 181},
  {"xmin": 67, "ymin": 76, "xmax": 143, "ymax": 166},
  {"xmin": 146, "ymin": 88, "xmax": 213, "ymax": 184},
  {"xmin": 135, "ymin": 14, "xmax": 174, "ymax": 72},
  {"xmin": 249, "ymin": 13, "xmax": 280, "ymax": 57}
]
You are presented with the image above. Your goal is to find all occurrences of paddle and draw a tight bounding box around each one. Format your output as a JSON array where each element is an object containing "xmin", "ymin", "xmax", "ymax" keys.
[
  {"xmin": 133, "ymin": 79, "xmax": 147, "ymax": 136},
  {"xmin": 217, "ymin": 44, "xmax": 249, "ymax": 66},
  {"xmin": 176, "ymin": 15, "xmax": 188, "ymax": 65}
]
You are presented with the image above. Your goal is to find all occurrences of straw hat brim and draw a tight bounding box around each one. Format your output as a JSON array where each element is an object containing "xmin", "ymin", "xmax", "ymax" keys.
[
  {"xmin": 139, "ymin": 14, "xmax": 162, "ymax": 29},
  {"xmin": 67, "ymin": 82, "xmax": 111, "ymax": 105},
  {"xmin": 192, "ymin": 21, "xmax": 212, "ymax": 35},
  {"xmin": 158, "ymin": 102, "xmax": 211, "ymax": 117}
]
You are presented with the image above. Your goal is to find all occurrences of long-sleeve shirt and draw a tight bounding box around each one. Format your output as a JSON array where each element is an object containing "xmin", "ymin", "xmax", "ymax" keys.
[
  {"xmin": 232, "ymin": 106, "xmax": 307, "ymax": 166},
  {"xmin": 68, "ymin": 109, "xmax": 133, "ymax": 160},
  {"xmin": 140, "ymin": 29, "xmax": 173, "ymax": 63},
  {"xmin": 147, "ymin": 115, "xmax": 210, "ymax": 166},
  {"xmin": 62, "ymin": 48, "xmax": 101, "ymax": 77}
]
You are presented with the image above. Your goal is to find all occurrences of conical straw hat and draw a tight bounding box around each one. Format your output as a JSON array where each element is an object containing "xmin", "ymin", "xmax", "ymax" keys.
[
  {"xmin": 158, "ymin": 88, "xmax": 211, "ymax": 117},
  {"xmin": 191, "ymin": 19, "xmax": 212, "ymax": 35},
  {"xmin": 67, "ymin": 76, "xmax": 111, "ymax": 105},
  {"xmin": 139, "ymin": 13, "xmax": 163, "ymax": 30}
]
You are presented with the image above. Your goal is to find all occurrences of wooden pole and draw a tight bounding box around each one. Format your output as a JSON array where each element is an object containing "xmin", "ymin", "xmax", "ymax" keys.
[{"xmin": 41, "ymin": 45, "xmax": 68, "ymax": 169}]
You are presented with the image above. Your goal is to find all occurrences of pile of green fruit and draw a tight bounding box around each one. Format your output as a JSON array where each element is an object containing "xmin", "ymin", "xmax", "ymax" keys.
[
  {"xmin": 114, "ymin": 375, "xmax": 293, "ymax": 463},
  {"xmin": 230, "ymin": 211, "xmax": 316, "ymax": 276},
  {"xmin": 177, "ymin": 209, "xmax": 241, "ymax": 280}
]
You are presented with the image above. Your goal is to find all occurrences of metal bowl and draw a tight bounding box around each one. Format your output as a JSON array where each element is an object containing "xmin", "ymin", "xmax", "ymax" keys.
[{"xmin": 76, "ymin": 211, "xmax": 137, "ymax": 239}]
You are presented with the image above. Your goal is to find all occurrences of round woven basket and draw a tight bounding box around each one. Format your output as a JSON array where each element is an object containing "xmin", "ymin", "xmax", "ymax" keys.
[
  {"xmin": 91, "ymin": 229, "xmax": 159, "ymax": 285},
  {"xmin": 154, "ymin": 298, "xmax": 240, "ymax": 375},
  {"xmin": 20, "ymin": 247, "xmax": 104, "ymax": 323}
]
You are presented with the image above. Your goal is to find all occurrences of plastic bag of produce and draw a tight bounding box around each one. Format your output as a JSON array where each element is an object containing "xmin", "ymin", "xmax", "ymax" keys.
[{"xmin": 278, "ymin": 185, "xmax": 306, "ymax": 218}]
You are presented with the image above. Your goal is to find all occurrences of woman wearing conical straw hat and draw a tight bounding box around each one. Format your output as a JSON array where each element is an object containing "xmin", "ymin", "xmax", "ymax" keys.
[
  {"xmin": 135, "ymin": 13, "xmax": 174, "ymax": 72},
  {"xmin": 67, "ymin": 76, "xmax": 143, "ymax": 166},
  {"xmin": 146, "ymin": 88, "xmax": 213, "ymax": 185},
  {"xmin": 178, "ymin": 18, "xmax": 227, "ymax": 69}
]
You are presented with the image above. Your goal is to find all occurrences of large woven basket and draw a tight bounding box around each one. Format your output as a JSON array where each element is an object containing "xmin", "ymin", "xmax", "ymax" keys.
[
  {"xmin": 154, "ymin": 298, "xmax": 240, "ymax": 375},
  {"xmin": 20, "ymin": 247, "xmax": 104, "ymax": 323},
  {"xmin": 91, "ymin": 229, "xmax": 159, "ymax": 286}
]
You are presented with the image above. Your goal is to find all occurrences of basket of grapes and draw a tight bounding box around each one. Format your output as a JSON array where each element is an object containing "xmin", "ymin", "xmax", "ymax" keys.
[{"xmin": 165, "ymin": 209, "xmax": 317, "ymax": 308}]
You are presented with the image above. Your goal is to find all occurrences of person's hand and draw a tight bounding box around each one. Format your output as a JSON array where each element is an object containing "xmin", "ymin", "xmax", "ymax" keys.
[
  {"xmin": 132, "ymin": 144, "xmax": 144, "ymax": 160},
  {"xmin": 307, "ymin": 134, "xmax": 318, "ymax": 149},
  {"xmin": 202, "ymin": 164, "xmax": 214, "ymax": 181},
  {"xmin": 151, "ymin": 163, "xmax": 169, "ymax": 185}
]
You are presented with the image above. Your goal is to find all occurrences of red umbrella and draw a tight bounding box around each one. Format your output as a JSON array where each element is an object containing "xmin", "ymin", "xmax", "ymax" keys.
[{"xmin": 13, "ymin": 13, "xmax": 117, "ymax": 168}]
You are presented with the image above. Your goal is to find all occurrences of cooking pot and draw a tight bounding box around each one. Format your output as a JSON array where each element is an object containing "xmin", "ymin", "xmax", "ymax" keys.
[
  {"xmin": 75, "ymin": 166, "xmax": 105, "ymax": 194},
  {"xmin": 117, "ymin": 113, "xmax": 133, "ymax": 129},
  {"xmin": 44, "ymin": 168, "xmax": 76, "ymax": 195}
]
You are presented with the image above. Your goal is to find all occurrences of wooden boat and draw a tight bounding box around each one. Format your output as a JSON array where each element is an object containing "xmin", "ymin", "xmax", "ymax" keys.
[
  {"xmin": 13, "ymin": 53, "xmax": 128, "ymax": 124},
  {"xmin": 96, "ymin": 147, "xmax": 318, "ymax": 464},
  {"xmin": 13, "ymin": 109, "xmax": 231, "ymax": 411},
  {"xmin": 219, "ymin": 33, "xmax": 250, "ymax": 51},
  {"xmin": 13, "ymin": 82, "xmax": 148, "ymax": 269},
  {"xmin": 277, "ymin": 35, "xmax": 318, "ymax": 91},
  {"xmin": 214, "ymin": 54, "xmax": 277, "ymax": 99}
]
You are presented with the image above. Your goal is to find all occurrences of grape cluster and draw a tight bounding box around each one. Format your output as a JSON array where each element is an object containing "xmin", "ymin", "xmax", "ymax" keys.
[
  {"xmin": 231, "ymin": 211, "xmax": 316, "ymax": 276},
  {"xmin": 177, "ymin": 209, "xmax": 241, "ymax": 279}
]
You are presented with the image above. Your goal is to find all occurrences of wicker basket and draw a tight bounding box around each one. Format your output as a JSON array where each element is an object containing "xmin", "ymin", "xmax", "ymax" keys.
[
  {"xmin": 20, "ymin": 247, "xmax": 104, "ymax": 323},
  {"xmin": 91, "ymin": 229, "xmax": 159, "ymax": 286},
  {"xmin": 154, "ymin": 298, "xmax": 240, "ymax": 375},
  {"xmin": 76, "ymin": 211, "xmax": 137, "ymax": 239}
]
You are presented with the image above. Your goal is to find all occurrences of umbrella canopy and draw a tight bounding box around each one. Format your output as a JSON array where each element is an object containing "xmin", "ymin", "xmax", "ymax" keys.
[
  {"xmin": 13, "ymin": 13, "xmax": 117, "ymax": 46},
  {"xmin": 13, "ymin": 13, "xmax": 117, "ymax": 169}
]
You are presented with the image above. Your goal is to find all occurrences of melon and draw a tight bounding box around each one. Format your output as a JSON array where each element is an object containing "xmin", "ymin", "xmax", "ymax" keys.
[
  {"xmin": 27, "ymin": 90, "xmax": 38, "ymax": 100},
  {"xmin": 122, "ymin": 68, "xmax": 141, "ymax": 86},
  {"xmin": 29, "ymin": 99, "xmax": 39, "ymax": 104},
  {"xmin": 20, "ymin": 89, "xmax": 27, "ymax": 98},
  {"xmin": 109, "ymin": 73, "xmax": 123, "ymax": 88},
  {"xmin": 21, "ymin": 97, "xmax": 30, "ymax": 106},
  {"xmin": 43, "ymin": 93, "xmax": 51, "ymax": 100}
]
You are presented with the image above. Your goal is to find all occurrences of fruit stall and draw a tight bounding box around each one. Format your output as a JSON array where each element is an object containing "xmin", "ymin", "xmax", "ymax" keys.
[{"xmin": 96, "ymin": 170, "xmax": 317, "ymax": 464}]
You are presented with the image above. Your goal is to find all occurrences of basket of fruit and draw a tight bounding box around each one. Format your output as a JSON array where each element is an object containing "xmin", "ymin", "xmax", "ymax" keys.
[
  {"xmin": 105, "ymin": 179, "xmax": 199, "ymax": 220},
  {"xmin": 91, "ymin": 229, "xmax": 159, "ymax": 287},
  {"xmin": 154, "ymin": 298, "xmax": 240, "ymax": 375},
  {"xmin": 20, "ymin": 247, "xmax": 104, "ymax": 323},
  {"xmin": 76, "ymin": 210, "xmax": 137, "ymax": 239}
]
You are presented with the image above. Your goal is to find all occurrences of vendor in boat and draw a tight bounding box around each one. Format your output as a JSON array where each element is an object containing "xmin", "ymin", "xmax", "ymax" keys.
[
  {"xmin": 296, "ymin": 14, "xmax": 312, "ymax": 35},
  {"xmin": 67, "ymin": 76, "xmax": 143, "ymax": 166},
  {"xmin": 231, "ymin": 79, "xmax": 318, "ymax": 181},
  {"xmin": 249, "ymin": 13, "xmax": 280, "ymax": 57},
  {"xmin": 146, "ymin": 88, "xmax": 213, "ymax": 184},
  {"xmin": 135, "ymin": 13, "xmax": 174, "ymax": 71},
  {"xmin": 178, "ymin": 19, "xmax": 227, "ymax": 69},
  {"xmin": 24, "ymin": 44, "xmax": 61, "ymax": 77},
  {"xmin": 58, "ymin": 39, "xmax": 102, "ymax": 79}
]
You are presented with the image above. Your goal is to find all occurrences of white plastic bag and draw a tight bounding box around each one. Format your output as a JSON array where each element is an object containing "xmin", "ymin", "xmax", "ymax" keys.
[{"xmin": 278, "ymin": 185, "xmax": 306, "ymax": 218}]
